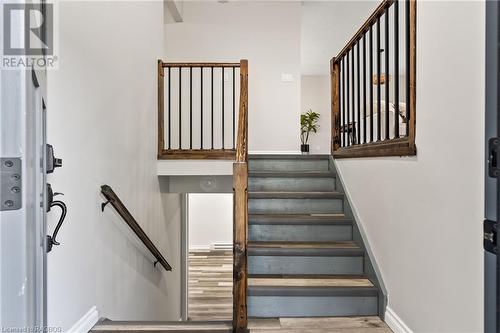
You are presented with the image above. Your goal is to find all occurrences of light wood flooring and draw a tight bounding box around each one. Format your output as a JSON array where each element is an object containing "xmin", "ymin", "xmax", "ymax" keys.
[
  {"xmin": 187, "ymin": 249, "xmax": 392, "ymax": 332},
  {"xmin": 188, "ymin": 249, "xmax": 233, "ymax": 321}
]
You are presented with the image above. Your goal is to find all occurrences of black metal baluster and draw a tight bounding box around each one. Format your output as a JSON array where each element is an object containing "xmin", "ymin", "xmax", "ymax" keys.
[
  {"xmin": 211, "ymin": 66, "xmax": 214, "ymax": 149},
  {"xmin": 377, "ymin": 17, "xmax": 381, "ymax": 141},
  {"xmin": 346, "ymin": 52, "xmax": 350, "ymax": 147},
  {"xmin": 168, "ymin": 67, "xmax": 171, "ymax": 149},
  {"xmin": 338, "ymin": 60, "xmax": 342, "ymax": 149},
  {"xmin": 179, "ymin": 67, "xmax": 182, "ymax": 149},
  {"xmin": 405, "ymin": 0, "xmax": 410, "ymax": 136},
  {"xmin": 233, "ymin": 66, "xmax": 236, "ymax": 149},
  {"xmin": 351, "ymin": 47, "xmax": 355, "ymax": 145},
  {"xmin": 342, "ymin": 58, "xmax": 346, "ymax": 147},
  {"xmin": 201, "ymin": 68, "xmax": 204, "ymax": 149},
  {"xmin": 384, "ymin": 8, "xmax": 390, "ymax": 140},
  {"xmin": 356, "ymin": 40, "xmax": 361, "ymax": 145},
  {"xmin": 222, "ymin": 67, "xmax": 225, "ymax": 149},
  {"xmin": 394, "ymin": 0, "xmax": 400, "ymax": 138},
  {"xmin": 363, "ymin": 34, "xmax": 367, "ymax": 144},
  {"xmin": 190, "ymin": 67, "xmax": 193, "ymax": 149},
  {"xmin": 369, "ymin": 26, "xmax": 374, "ymax": 142}
]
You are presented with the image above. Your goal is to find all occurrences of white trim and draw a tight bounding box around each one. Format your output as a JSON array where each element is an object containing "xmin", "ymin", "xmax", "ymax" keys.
[
  {"xmin": 385, "ymin": 306, "xmax": 413, "ymax": 333},
  {"xmin": 189, "ymin": 242, "xmax": 232, "ymax": 251},
  {"xmin": 332, "ymin": 158, "xmax": 388, "ymax": 300},
  {"xmin": 67, "ymin": 306, "xmax": 99, "ymax": 333},
  {"xmin": 248, "ymin": 150, "xmax": 301, "ymax": 155}
]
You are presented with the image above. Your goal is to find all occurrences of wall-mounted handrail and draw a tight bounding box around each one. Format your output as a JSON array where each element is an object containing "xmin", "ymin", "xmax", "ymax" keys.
[
  {"xmin": 330, "ymin": 0, "xmax": 416, "ymax": 158},
  {"xmin": 100, "ymin": 185, "xmax": 172, "ymax": 271}
]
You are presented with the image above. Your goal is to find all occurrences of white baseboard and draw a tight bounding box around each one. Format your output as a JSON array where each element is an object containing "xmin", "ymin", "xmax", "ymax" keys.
[
  {"xmin": 248, "ymin": 150, "xmax": 301, "ymax": 155},
  {"xmin": 190, "ymin": 243, "xmax": 232, "ymax": 251},
  {"xmin": 67, "ymin": 306, "xmax": 99, "ymax": 333},
  {"xmin": 385, "ymin": 306, "xmax": 413, "ymax": 333}
]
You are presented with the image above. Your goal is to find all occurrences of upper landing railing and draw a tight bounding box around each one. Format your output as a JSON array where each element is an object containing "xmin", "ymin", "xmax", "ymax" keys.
[
  {"xmin": 157, "ymin": 60, "xmax": 248, "ymax": 160},
  {"xmin": 330, "ymin": 0, "xmax": 416, "ymax": 158}
]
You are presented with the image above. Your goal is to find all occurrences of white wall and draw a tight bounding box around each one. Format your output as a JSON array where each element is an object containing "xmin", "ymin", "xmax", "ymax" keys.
[
  {"xmin": 188, "ymin": 194, "xmax": 232, "ymax": 249},
  {"xmin": 301, "ymin": 75, "xmax": 331, "ymax": 154},
  {"xmin": 47, "ymin": 1, "xmax": 181, "ymax": 330},
  {"xmin": 164, "ymin": 1, "xmax": 302, "ymax": 153},
  {"xmin": 301, "ymin": 1, "xmax": 378, "ymax": 75},
  {"xmin": 334, "ymin": 1, "xmax": 485, "ymax": 332}
]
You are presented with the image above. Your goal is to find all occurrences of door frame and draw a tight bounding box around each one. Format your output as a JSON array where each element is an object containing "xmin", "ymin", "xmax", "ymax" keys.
[{"xmin": 485, "ymin": 1, "xmax": 498, "ymax": 331}]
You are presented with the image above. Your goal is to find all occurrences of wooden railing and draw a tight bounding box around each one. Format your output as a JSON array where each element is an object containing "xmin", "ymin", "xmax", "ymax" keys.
[
  {"xmin": 100, "ymin": 185, "xmax": 172, "ymax": 271},
  {"xmin": 232, "ymin": 60, "xmax": 248, "ymax": 333},
  {"xmin": 158, "ymin": 60, "xmax": 246, "ymax": 160},
  {"xmin": 331, "ymin": 0, "xmax": 416, "ymax": 158}
]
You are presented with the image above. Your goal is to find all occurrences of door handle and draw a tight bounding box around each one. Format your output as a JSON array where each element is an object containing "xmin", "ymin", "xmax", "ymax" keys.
[{"xmin": 46, "ymin": 183, "xmax": 68, "ymax": 253}]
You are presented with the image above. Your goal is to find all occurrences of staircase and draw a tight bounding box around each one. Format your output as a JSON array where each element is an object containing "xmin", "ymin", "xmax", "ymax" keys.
[{"xmin": 246, "ymin": 154, "xmax": 383, "ymax": 318}]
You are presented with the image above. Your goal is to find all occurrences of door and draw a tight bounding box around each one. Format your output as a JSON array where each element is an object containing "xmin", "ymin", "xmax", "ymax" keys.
[
  {"xmin": 485, "ymin": 1, "xmax": 499, "ymax": 332},
  {"xmin": 0, "ymin": 3, "xmax": 49, "ymax": 330}
]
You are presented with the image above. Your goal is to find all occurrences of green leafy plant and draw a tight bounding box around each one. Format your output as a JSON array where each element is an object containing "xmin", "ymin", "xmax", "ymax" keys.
[{"xmin": 300, "ymin": 109, "xmax": 320, "ymax": 145}]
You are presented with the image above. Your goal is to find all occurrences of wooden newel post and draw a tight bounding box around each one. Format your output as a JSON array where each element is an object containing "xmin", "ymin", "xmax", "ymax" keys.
[
  {"xmin": 157, "ymin": 59, "xmax": 165, "ymax": 158},
  {"xmin": 233, "ymin": 162, "xmax": 248, "ymax": 333},
  {"xmin": 330, "ymin": 58, "xmax": 341, "ymax": 154}
]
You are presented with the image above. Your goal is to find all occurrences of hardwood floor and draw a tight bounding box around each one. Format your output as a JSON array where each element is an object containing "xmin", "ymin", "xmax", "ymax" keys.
[
  {"xmin": 187, "ymin": 249, "xmax": 392, "ymax": 332},
  {"xmin": 189, "ymin": 249, "xmax": 233, "ymax": 321}
]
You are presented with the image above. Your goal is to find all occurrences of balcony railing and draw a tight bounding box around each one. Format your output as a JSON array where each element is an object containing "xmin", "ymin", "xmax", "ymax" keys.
[{"xmin": 331, "ymin": 0, "xmax": 416, "ymax": 158}]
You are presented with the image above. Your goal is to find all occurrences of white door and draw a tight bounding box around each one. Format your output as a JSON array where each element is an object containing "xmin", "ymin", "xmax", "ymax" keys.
[{"xmin": 0, "ymin": 3, "xmax": 49, "ymax": 329}]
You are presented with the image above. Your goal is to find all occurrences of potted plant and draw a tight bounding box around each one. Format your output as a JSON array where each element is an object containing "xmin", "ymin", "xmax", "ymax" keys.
[{"xmin": 300, "ymin": 109, "xmax": 320, "ymax": 154}]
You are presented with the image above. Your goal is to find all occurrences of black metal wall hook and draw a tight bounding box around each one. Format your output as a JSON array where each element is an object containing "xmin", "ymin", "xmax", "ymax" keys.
[
  {"xmin": 154, "ymin": 260, "xmax": 159, "ymax": 268},
  {"xmin": 101, "ymin": 199, "xmax": 112, "ymax": 212}
]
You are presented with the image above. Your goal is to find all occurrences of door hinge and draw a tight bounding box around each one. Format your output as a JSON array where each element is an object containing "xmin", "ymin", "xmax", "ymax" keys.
[
  {"xmin": 1, "ymin": 158, "xmax": 22, "ymax": 211},
  {"xmin": 488, "ymin": 137, "xmax": 499, "ymax": 178},
  {"xmin": 484, "ymin": 219, "xmax": 498, "ymax": 254}
]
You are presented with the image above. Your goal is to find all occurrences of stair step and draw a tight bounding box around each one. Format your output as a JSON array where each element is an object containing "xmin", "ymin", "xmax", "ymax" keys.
[
  {"xmin": 249, "ymin": 171, "xmax": 335, "ymax": 178},
  {"xmin": 249, "ymin": 193, "xmax": 344, "ymax": 215},
  {"xmin": 248, "ymin": 155, "xmax": 330, "ymax": 172},
  {"xmin": 248, "ymin": 276, "xmax": 373, "ymax": 288},
  {"xmin": 249, "ymin": 214, "xmax": 351, "ymax": 225},
  {"xmin": 248, "ymin": 241, "xmax": 362, "ymax": 256},
  {"xmin": 249, "ymin": 218, "xmax": 352, "ymax": 242},
  {"xmin": 249, "ymin": 191, "xmax": 343, "ymax": 199},
  {"xmin": 247, "ymin": 276, "xmax": 378, "ymax": 318},
  {"xmin": 248, "ymin": 242, "xmax": 364, "ymax": 276},
  {"xmin": 249, "ymin": 173, "xmax": 336, "ymax": 192}
]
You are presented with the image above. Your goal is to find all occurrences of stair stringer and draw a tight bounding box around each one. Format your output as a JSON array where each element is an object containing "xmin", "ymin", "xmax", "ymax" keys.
[{"xmin": 329, "ymin": 156, "xmax": 388, "ymax": 319}]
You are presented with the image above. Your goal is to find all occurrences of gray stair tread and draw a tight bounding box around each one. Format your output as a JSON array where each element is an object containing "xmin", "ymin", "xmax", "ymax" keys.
[
  {"xmin": 249, "ymin": 192, "xmax": 344, "ymax": 199},
  {"xmin": 249, "ymin": 241, "xmax": 358, "ymax": 249},
  {"xmin": 249, "ymin": 171, "xmax": 335, "ymax": 178},
  {"xmin": 249, "ymin": 277, "xmax": 373, "ymax": 288},
  {"xmin": 248, "ymin": 241, "xmax": 363, "ymax": 256},
  {"xmin": 248, "ymin": 274, "xmax": 368, "ymax": 280},
  {"xmin": 248, "ymin": 284, "xmax": 378, "ymax": 297},
  {"xmin": 249, "ymin": 214, "xmax": 351, "ymax": 225},
  {"xmin": 249, "ymin": 154, "xmax": 330, "ymax": 160}
]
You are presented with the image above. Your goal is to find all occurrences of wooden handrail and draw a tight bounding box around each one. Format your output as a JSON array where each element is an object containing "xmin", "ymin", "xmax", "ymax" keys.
[
  {"xmin": 334, "ymin": 0, "xmax": 395, "ymax": 62},
  {"xmin": 100, "ymin": 185, "xmax": 172, "ymax": 271},
  {"xmin": 162, "ymin": 62, "xmax": 241, "ymax": 68},
  {"xmin": 235, "ymin": 59, "xmax": 249, "ymax": 162}
]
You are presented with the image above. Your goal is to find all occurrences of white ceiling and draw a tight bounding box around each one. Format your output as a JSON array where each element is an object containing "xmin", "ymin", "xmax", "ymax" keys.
[{"xmin": 301, "ymin": 0, "xmax": 379, "ymax": 76}]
